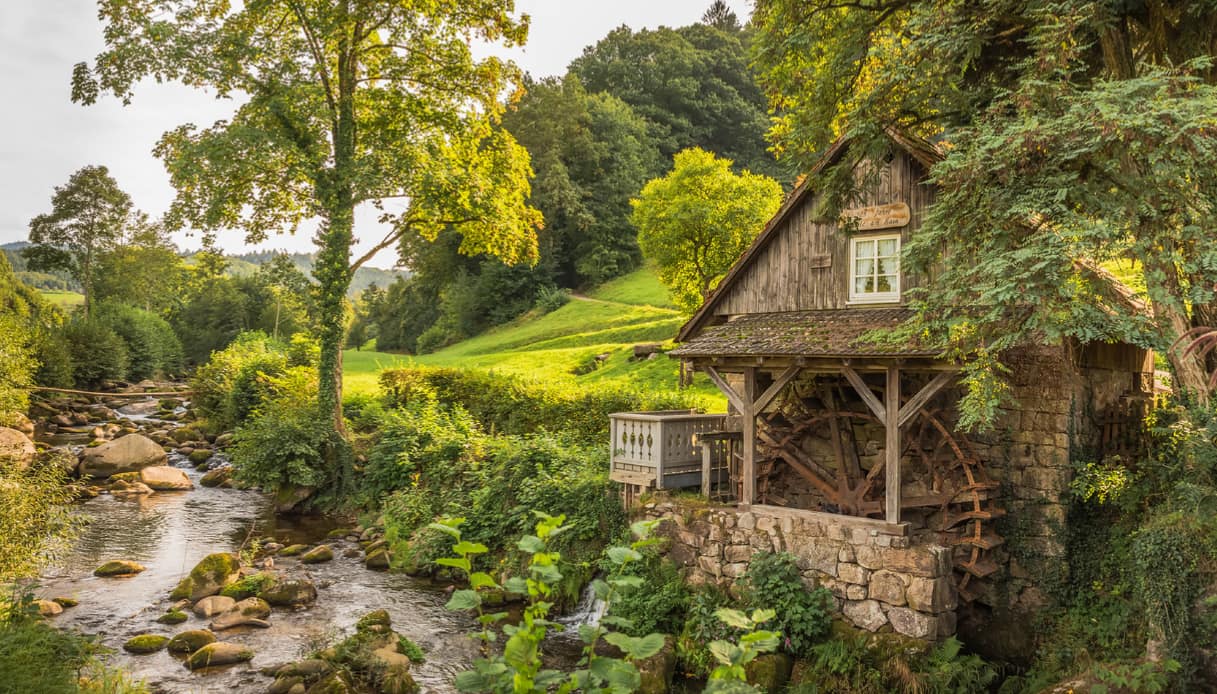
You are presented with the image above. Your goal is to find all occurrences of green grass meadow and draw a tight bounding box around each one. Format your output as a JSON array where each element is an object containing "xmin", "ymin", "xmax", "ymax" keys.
[
  {"xmin": 343, "ymin": 267, "xmax": 724, "ymax": 408},
  {"xmin": 39, "ymin": 290, "xmax": 85, "ymax": 308}
]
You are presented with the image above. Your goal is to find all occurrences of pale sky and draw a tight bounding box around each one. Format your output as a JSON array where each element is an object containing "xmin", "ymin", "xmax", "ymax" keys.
[{"xmin": 0, "ymin": 1, "xmax": 753, "ymax": 269}]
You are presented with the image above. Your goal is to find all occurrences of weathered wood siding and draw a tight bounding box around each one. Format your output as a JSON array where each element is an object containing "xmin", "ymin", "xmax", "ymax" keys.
[{"xmin": 714, "ymin": 150, "xmax": 934, "ymax": 316}]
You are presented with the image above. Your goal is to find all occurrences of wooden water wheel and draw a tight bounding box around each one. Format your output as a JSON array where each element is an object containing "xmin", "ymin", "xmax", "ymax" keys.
[{"xmin": 754, "ymin": 378, "xmax": 1003, "ymax": 603}]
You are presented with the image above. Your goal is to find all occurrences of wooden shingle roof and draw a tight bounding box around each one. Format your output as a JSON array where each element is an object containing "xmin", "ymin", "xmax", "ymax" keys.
[{"xmin": 669, "ymin": 308, "xmax": 937, "ymax": 359}]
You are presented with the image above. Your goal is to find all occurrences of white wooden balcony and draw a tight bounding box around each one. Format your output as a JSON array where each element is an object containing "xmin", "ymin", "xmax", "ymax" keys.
[{"xmin": 609, "ymin": 410, "xmax": 736, "ymax": 501}]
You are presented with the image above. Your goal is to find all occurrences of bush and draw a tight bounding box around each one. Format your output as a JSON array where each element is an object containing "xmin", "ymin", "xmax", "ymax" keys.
[
  {"xmin": 230, "ymin": 367, "xmax": 342, "ymax": 503},
  {"xmin": 0, "ymin": 312, "xmax": 36, "ymax": 421},
  {"xmin": 604, "ymin": 550, "xmax": 689, "ymax": 637},
  {"xmin": 192, "ymin": 332, "xmax": 288, "ymax": 430},
  {"xmin": 741, "ymin": 551, "xmax": 832, "ymax": 658},
  {"xmin": 0, "ymin": 462, "xmax": 77, "ymax": 584},
  {"xmin": 357, "ymin": 397, "xmax": 480, "ymax": 505},
  {"xmin": 794, "ymin": 630, "xmax": 996, "ymax": 694},
  {"xmin": 95, "ymin": 302, "xmax": 183, "ymax": 380},
  {"xmin": 31, "ymin": 329, "xmax": 73, "ymax": 389},
  {"xmin": 677, "ymin": 586, "xmax": 737, "ymax": 676},
  {"xmin": 61, "ymin": 318, "xmax": 129, "ymax": 388},
  {"xmin": 379, "ymin": 367, "xmax": 701, "ymax": 444},
  {"xmin": 534, "ymin": 285, "xmax": 571, "ymax": 314}
]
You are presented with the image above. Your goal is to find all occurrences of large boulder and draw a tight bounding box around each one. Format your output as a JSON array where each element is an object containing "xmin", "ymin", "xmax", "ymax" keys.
[
  {"xmin": 171, "ymin": 553, "xmax": 241, "ymax": 602},
  {"xmin": 210, "ymin": 597, "xmax": 272, "ymax": 630},
  {"xmin": 193, "ymin": 595, "xmax": 236, "ymax": 618},
  {"xmin": 167, "ymin": 629, "xmax": 216, "ymax": 654},
  {"xmin": 123, "ymin": 634, "xmax": 170, "ymax": 654},
  {"xmin": 259, "ymin": 577, "xmax": 318, "ymax": 607},
  {"xmin": 0, "ymin": 427, "xmax": 35, "ymax": 471},
  {"xmin": 139, "ymin": 465, "xmax": 194, "ymax": 491},
  {"xmin": 299, "ymin": 545, "xmax": 334, "ymax": 564},
  {"xmin": 185, "ymin": 642, "xmax": 254, "ymax": 670},
  {"xmin": 79, "ymin": 434, "xmax": 167, "ymax": 478},
  {"xmin": 200, "ymin": 467, "xmax": 232, "ymax": 488}
]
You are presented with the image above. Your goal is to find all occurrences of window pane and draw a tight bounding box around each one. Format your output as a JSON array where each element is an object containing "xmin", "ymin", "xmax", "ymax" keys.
[
  {"xmin": 876, "ymin": 275, "xmax": 895, "ymax": 293},
  {"xmin": 855, "ymin": 258, "xmax": 873, "ymax": 278},
  {"xmin": 879, "ymin": 256, "xmax": 899, "ymax": 275},
  {"xmin": 855, "ymin": 239, "xmax": 875, "ymax": 258},
  {"xmin": 855, "ymin": 275, "xmax": 870, "ymax": 294},
  {"xmin": 877, "ymin": 238, "xmax": 898, "ymax": 257}
]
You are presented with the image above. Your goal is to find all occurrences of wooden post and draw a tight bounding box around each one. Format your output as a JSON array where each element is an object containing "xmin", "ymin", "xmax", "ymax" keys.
[
  {"xmin": 701, "ymin": 437, "xmax": 713, "ymax": 498},
  {"xmin": 885, "ymin": 366, "xmax": 901, "ymax": 524},
  {"xmin": 741, "ymin": 367, "xmax": 757, "ymax": 508}
]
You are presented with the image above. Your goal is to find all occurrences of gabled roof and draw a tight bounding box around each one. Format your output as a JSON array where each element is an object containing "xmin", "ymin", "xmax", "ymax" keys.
[
  {"xmin": 670, "ymin": 308, "xmax": 935, "ymax": 359},
  {"xmin": 676, "ymin": 130, "xmax": 943, "ymax": 343}
]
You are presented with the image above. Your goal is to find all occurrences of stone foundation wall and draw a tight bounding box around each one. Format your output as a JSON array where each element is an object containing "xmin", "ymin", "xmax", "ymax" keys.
[{"xmin": 643, "ymin": 501, "xmax": 958, "ymax": 640}]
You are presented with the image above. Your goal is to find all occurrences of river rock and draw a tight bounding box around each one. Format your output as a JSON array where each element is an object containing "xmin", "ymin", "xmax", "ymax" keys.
[
  {"xmin": 8, "ymin": 413, "xmax": 34, "ymax": 436},
  {"xmin": 193, "ymin": 595, "xmax": 236, "ymax": 618},
  {"xmin": 156, "ymin": 609, "xmax": 188, "ymax": 624},
  {"xmin": 274, "ymin": 484, "xmax": 314, "ymax": 513},
  {"xmin": 279, "ymin": 544, "xmax": 309, "ymax": 557},
  {"xmin": 210, "ymin": 597, "xmax": 272, "ymax": 630},
  {"xmin": 215, "ymin": 432, "xmax": 235, "ymax": 448},
  {"xmin": 172, "ymin": 552, "xmax": 242, "ymax": 601},
  {"xmin": 123, "ymin": 634, "xmax": 170, "ymax": 654},
  {"xmin": 188, "ymin": 449, "xmax": 213, "ymax": 466},
  {"xmin": 199, "ymin": 467, "xmax": 232, "ymax": 488},
  {"xmin": 305, "ymin": 672, "xmax": 356, "ymax": 693},
  {"xmin": 299, "ymin": 545, "xmax": 334, "ymax": 564},
  {"xmin": 167, "ymin": 629, "xmax": 216, "ymax": 654},
  {"xmin": 34, "ymin": 599, "xmax": 62, "ymax": 617},
  {"xmin": 118, "ymin": 400, "xmax": 160, "ymax": 416},
  {"xmin": 51, "ymin": 597, "xmax": 78, "ymax": 608},
  {"xmin": 79, "ymin": 434, "xmax": 167, "ymax": 478},
  {"xmin": 139, "ymin": 465, "xmax": 194, "ymax": 491},
  {"xmin": 259, "ymin": 577, "xmax": 318, "ymax": 606},
  {"xmin": 365, "ymin": 549, "xmax": 390, "ymax": 570},
  {"xmin": 94, "ymin": 560, "xmax": 146, "ymax": 577},
  {"xmin": 0, "ymin": 427, "xmax": 35, "ymax": 471},
  {"xmin": 109, "ymin": 479, "xmax": 155, "ymax": 497},
  {"xmin": 185, "ymin": 642, "xmax": 254, "ymax": 670}
]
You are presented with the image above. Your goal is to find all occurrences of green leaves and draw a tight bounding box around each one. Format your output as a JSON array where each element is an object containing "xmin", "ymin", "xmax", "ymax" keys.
[
  {"xmin": 602, "ymin": 633, "xmax": 666, "ymax": 660},
  {"xmin": 631, "ymin": 148, "xmax": 783, "ymax": 314},
  {"xmin": 445, "ymin": 589, "xmax": 481, "ymax": 611}
]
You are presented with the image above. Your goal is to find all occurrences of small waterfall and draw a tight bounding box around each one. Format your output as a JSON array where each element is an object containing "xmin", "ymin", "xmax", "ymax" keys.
[{"xmin": 559, "ymin": 581, "xmax": 607, "ymax": 629}]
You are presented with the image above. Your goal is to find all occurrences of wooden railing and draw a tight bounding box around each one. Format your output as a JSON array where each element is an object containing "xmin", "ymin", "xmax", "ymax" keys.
[{"xmin": 609, "ymin": 410, "xmax": 733, "ymax": 497}]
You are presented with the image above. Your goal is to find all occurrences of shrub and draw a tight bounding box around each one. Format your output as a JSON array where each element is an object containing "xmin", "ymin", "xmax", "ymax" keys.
[
  {"xmin": 379, "ymin": 367, "xmax": 701, "ymax": 444},
  {"xmin": 230, "ymin": 367, "xmax": 343, "ymax": 503},
  {"xmin": 677, "ymin": 586, "xmax": 737, "ymax": 676},
  {"xmin": 95, "ymin": 302, "xmax": 183, "ymax": 380},
  {"xmin": 0, "ymin": 312, "xmax": 36, "ymax": 421},
  {"xmin": 0, "ymin": 599, "xmax": 95, "ymax": 694},
  {"xmin": 61, "ymin": 318, "xmax": 129, "ymax": 388},
  {"xmin": 534, "ymin": 285, "xmax": 570, "ymax": 314},
  {"xmin": 192, "ymin": 331, "xmax": 287, "ymax": 430},
  {"xmin": 357, "ymin": 397, "xmax": 480, "ymax": 504},
  {"xmin": 31, "ymin": 328, "xmax": 73, "ymax": 389},
  {"xmin": 604, "ymin": 550, "xmax": 689, "ymax": 637},
  {"xmin": 741, "ymin": 551, "xmax": 832, "ymax": 658}
]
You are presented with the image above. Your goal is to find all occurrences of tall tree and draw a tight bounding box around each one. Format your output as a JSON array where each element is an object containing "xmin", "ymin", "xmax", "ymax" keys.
[
  {"xmin": 571, "ymin": 23, "xmax": 782, "ymax": 179},
  {"xmin": 73, "ymin": 1, "xmax": 543, "ymax": 437},
  {"xmin": 702, "ymin": 1, "xmax": 741, "ymax": 33},
  {"xmin": 631, "ymin": 148, "xmax": 782, "ymax": 313},
  {"xmin": 93, "ymin": 215, "xmax": 188, "ymax": 315},
  {"xmin": 752, "ymin": 0, "xmax": 1217, "ymax": 406},
  {"xmin": 24, "ymin": 165, "xmax": 133, "ymax": 317}
]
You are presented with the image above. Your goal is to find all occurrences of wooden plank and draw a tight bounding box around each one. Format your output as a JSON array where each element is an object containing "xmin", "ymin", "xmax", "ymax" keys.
[
  {"xmin": 701, "ymin": 440, "xmax": 713, "ymax": 497},
  {"xmin": 896, "ymin": 371, "xmax": 956, "ymax": 428},
  {"xmin": 885, "ymin": 366, "xmax": 901, "ymax": 524},
  {"xmin": 758, "ymin": 429, "xmax": 843, "ymax": 504},
  {"xmin": 842, "ymin": 365, "xmax": 887, "ymax": 424}
]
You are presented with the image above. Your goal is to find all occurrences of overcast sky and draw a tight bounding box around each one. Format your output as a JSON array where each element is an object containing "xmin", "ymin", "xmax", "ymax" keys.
[{"xmin": 0, "ymin": 1, "xmax": 753, "ymax": 269}]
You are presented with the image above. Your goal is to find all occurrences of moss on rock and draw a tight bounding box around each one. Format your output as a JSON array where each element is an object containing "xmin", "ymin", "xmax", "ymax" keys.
[
  {"xmin": 167, "ymin": 629, "xmax": 216, "ymax": 654},
  {"xmin": 156, "ymin": 609, "xmax": 188, "ymax": 625},
  {"xmin": 278, "ymin": 544, "xmax": 309, "ymax": 557},
  {"xmin": 123, "ymin": 634, "xmax": 170, "ymax": 654},
  {"xmin": 93, "ymin": 560, "xmax": 145, "ymax": 577}
]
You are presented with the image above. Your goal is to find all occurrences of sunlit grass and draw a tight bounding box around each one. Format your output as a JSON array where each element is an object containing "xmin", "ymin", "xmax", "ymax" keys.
[{"xmin": 39, "ymin": 290, "xmax": 84, "ymax": 308}]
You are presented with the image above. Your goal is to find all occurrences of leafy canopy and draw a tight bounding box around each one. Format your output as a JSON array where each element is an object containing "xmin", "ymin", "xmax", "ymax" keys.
[{"xmin": 631, "ymin": 148, "xmax": 782, "ymax": 314}]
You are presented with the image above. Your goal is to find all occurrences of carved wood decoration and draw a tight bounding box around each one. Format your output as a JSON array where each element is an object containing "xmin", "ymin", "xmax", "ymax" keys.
[{"xmin": 840, "ymin": 202, "xmax": 911, "ymax": 230}]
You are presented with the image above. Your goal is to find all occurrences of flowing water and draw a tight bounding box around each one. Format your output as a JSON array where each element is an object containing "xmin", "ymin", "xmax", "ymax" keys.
[{"xmin": 36, "ymin": 450, "xmax": 480, "ymax": 693}]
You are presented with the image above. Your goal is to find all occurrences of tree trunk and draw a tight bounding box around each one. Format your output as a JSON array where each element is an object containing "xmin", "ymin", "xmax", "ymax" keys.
[{"xmin": 1144, "ymin": 255, "xmax": 1211, "ymax": 401}]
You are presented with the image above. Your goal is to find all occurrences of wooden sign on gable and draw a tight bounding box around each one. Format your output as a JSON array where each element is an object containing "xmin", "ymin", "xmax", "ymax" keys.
[{"xmin": 841, "ymin": 202, "xmax": 910, "ymax": 231}]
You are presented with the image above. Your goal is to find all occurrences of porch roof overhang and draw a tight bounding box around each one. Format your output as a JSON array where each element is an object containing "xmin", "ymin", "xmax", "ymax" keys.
[{"xmin": 670, "ymin": 307, "xmax": 940, "ymax": 362}]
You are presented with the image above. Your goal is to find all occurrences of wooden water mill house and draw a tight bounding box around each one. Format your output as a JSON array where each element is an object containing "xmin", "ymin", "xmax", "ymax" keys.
[{"xmin": 609, "ymin": 132, "xmax": 1154, "ymax": 640}]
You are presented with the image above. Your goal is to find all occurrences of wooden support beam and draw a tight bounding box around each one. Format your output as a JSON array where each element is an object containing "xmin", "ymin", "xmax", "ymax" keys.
[
  {"xmin": 885, "ymin": 366, "xmax": 901, "ymax": 524},
  {"xmin": 754, "ymin": 365, "xmax": 801, "ymax": 413},
  {"xmin": 897, "ymin": 371, "xmax": 956, "ymax": 428},
  {"xmin": 705, "ymin": 366, "xmax": 748, "ymax": 414},
  {"xmin": 842, "ymin": 364, "xmax": 886, "ymax": 424},
  {"xmin": 741, "ymin": 368, "xmax": 757, "ymax": 507}
]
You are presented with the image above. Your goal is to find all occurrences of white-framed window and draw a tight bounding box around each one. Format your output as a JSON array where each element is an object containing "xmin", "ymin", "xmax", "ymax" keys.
[{"xmin": 848, "ymin": 233, "xmax": 901, "ymax": 304}]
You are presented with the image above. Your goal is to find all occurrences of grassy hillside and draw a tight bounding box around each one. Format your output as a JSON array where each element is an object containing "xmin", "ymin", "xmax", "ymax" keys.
[
  {"xmin": 344, "ymin": 266, "xmax": 725, "ymax": 409},
  {"xmin": 39, "ymin": 290, "xmax": 85, "ymax": 308}
]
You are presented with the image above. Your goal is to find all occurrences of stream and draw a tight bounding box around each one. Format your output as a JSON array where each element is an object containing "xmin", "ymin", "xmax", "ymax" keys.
[{"xmin": 33, "ymin": 407, "xmax": 487, "ymax": 693}]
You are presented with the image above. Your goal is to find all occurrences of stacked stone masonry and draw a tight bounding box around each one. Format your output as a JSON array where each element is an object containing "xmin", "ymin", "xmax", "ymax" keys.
[{"xmin": 644, "ymin": 502, "xmax": 958, "ymax": 640}]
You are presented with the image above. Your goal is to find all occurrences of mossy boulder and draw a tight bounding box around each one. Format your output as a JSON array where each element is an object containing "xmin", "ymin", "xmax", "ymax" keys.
[
  {"xmin": 34, "ymin": 599, "xmax": 62, "ymax": 617},
  {"xmin": 259, "ymin": 577, "xmax": 318, "ymax": 607},
  {"xmin": 365, "ymin": 549, "xmax": 390, "ymax": 570},
  {"xmin": 156, "ymin": 609, "xmax": 188, "ymax": 625},
  {"xmin": 299, "ymin": 545, "xmax": 334, "ymax": 564},
  {"xmin": 305, "ymin": 672, "xmax": 356, "ymax": 693},
  {"xmin": 279, "ymin": 544, "xmax": 310, "ymax": 557},
  {"xmin": 108, "ymin": 471, "xmax": 141, "ymax": 484},
  {"xmin": 200, "ymin": 467, "xmax": 232, "ymax": 488},
  {"xmin": 356, "ymin": 609, "xmax": 392, "ymax": 632},
  {"xmin": 210, "ymin": 597, "xmax": 272, "ymax": 630},
  {"xmin": 166, "ymin": 629, "xmax": 216, "ymax": 654},
  {"xmin": 123, "ymin": 634, "xmax": 170, "ymax": 654},
  {"xmin": 93, "ymin": 560, "xmax": 146, "ymax": 577},
  {"xmin": 51, "ymin": 597, "xmax": 78, "ymax": 608},
  {"xmin": 170, "ymin": 552, "xmax": 241, "ymax": 601},
  {"xmin": 171, "ymin": 426, "xmax": 204, "ymax": 444},
  {"xmin": 220, "ymin": 572, "xmax": 276, "ymax": 600},
  {"xmin": 745, "ymin": 652, "xmax": 794, "ymax": 692},
  {"xmin": 187, "ymin": 449, "xmax": 213, "ymax": 466},
  {"xmin": 185, "ymin": 641, "xmax": 254, "ymax": 669}
]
